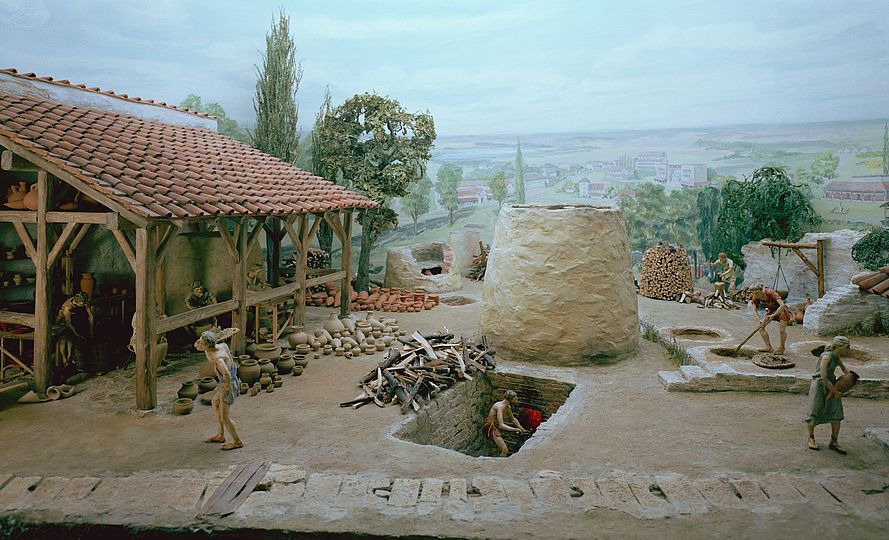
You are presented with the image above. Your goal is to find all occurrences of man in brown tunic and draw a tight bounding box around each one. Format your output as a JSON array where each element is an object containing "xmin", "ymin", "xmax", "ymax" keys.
[
  {"xmin": 483, "ymin": 390, "xmax": 528, "ymax": 457},
  {"xmin": 751, "ymin": 284, "xmax": 791, "ymax": 354}
]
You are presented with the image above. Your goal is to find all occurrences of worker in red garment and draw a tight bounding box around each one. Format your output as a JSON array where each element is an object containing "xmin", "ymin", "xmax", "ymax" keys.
[
  {"xmin": 750, "ymin": 283, "xmax": 791, "ymax": 355},
  {"xmin": 483, "ymin": 390, "xmax": 528, "ymax": 457}
]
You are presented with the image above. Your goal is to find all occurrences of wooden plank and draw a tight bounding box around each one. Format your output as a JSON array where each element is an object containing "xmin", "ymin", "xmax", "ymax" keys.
[
  {"xmin": 791, "ymin": 248, "xmax": 819, "ymax": 277},
  {"xmin": 47, "ymin": 222, "xmax": 78, "ymax": 269},
  {"xmin": 0, "ymin": 135, "xmax": 148, "ymax": 227},
  {"xmin": 67, "ymin": 223, "xmax": 92, "ymax": 254},
  {"xmin": 155, "ymin": 299, "xmax": 238, "ymax": 335},
  {"xmin": 761, "ymin": 240, "xmax": 818, "ymax": 249},
  {"xmin": 1, "ymin": 149, "xmax": 38, "ymax": 171},
  {"xmin": 12, "ymin": 222, "xmax": 36, "ymax": 262},
  {"xmin": 202, "ymin": 461, "xmax": 271, "ymax": 516},
  {"xmin": 0, "ymin": 211, "xmax": 37, "ymax": 223},
  {"xmin": 46, "ymin": 211, "xmax": 110, "ymax": 224},
  {"xmin": 111, "ymin": 229, "xmax": 137, "ymax": 271},
  {"xmin": 246, "ymin": 281, "xmax": 300, "ymax": 307},
  {"xmin": 216, "ymin": 218, "xmax": 238, "ymax": 262},
  {"xmin": 0, "ymin": 310, "xmax": 35, "ymax": 326},
  {"xmin": 340, "ymin": 210, "xmax": 353, "ymax": 317},
  {"xmin": 816, "ymin": 239, "xmax": 826, "ymax": 298},
  {"xmin": 33, "ymin": 170, "xmax": 52, "ymax": 395},
  {"xmin": 155, "ymin": 224, "xmax": 176, "ymax": 263},
  {"xmin": 323, "ymin": 212, "xmax": 346, "ymax": 243},
  {"xmin": 306, "ymin": 270, "xmax": 346, "ymax": 289},
  {"xmin": 200, "ymin": 462, "xmax": 249, "ymax": 514},
  {"xmin": 134, "ymin": 227, "xmax": 158, "ymax": 409}
]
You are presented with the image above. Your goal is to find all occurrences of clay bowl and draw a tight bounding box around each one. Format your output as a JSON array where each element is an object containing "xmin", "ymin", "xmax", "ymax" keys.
[
  {"xmin": 292, "ymin": 366, "xmax": 304, "ymax": 376},
  {"xmin": 197, "ymin": 376, "xmax": 217, "ymax": 393},
  {"xmin": 172, "ymin": 398, "xmax": 194, "ymax": 415}
]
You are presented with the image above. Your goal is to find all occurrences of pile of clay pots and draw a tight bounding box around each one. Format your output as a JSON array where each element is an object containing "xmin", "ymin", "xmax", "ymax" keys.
[
  {"xmin": 292, "ymin": 311, "xmax": 407, "ymax": 359},
  {"xmin": 306, "ymin": 285, "xmax": 440, "ymax": 313}
]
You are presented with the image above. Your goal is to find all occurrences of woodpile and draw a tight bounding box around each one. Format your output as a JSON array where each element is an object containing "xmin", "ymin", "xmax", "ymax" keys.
[
  {"xmin": 340, "ymin": 332, "xmax": 496, "ymax": 412},
  {"xmin": 731, "ymin": 286, "xmax": 755, "ymax": 302},
  {"xmin": 467, "ymin": 241, "xmax": 489, "ymax": 281},
  {"xmin": 306, "ymin": 285, "xmax": 442, "ymax": 313},
  {"xmin": 639, "ymin": 243, "xmax": 693, "ymax": 300},
  {"xmin": 851, "ymin": 266, "xmax": 889, "ymax": 298}
]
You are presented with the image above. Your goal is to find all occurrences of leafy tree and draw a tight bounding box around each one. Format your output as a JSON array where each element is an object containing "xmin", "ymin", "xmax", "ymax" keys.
[
  {"xmin": 883, "ymin": 122, "xmax": 888, "ymax": 175},
  {"xmin": 252, "ymin": 9, "xmax": 302, "ymax": 285},
  {"xmin": 403, "ymin": 175, "xmax": 433, "ymax": 235},
  {"xmin": 794, "ymin": 166, "xmax": 810, "ymax": 184},
  {"xmin": 488, "ymin": 171, "xmax": 508, "ymax": 209},
  {"xmin": 715, "ymin": 166, "xmax": 821, "ymax": 268},
  {"xmin": 514, "ymin": 139, "xmax": 526, "ymax": 204},
  {"xmin": 696, "ymin": 186, "xmax": 721, "ymax": 262},
  {"xmin": 315, "ymin": 93, "xmax": 435, "ymax": 291},
  {"xmin": 178, "ymin": 94, "xmax": 249, "ymax": 143},
  {"xmin": 620, "ymin": 183, "xmax": 699, "ymax": 252},
  {"xmin": 435, "ymin": 163, "xmax": 462, "ymax": 226},
  {"xmin": 810, "ymin": 151, "xmax": 838, "ymax": 185},
  {"xmin": 312, "ymin": 87, "xmax": 334, "ymax": 265}
]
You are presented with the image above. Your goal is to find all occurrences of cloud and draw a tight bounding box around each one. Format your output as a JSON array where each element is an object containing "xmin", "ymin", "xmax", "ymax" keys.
[{"xmin": 0, "ymin": 0, "xmax": 50, "ymax": 28}]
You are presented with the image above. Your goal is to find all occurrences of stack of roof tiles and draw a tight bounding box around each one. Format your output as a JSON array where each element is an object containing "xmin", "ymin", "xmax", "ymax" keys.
[
  {"xmin": 851, "ymin": 266, "xmax": 889, "ymax": 299},
  {"xmin": 0, "ymin": 91, "xmax": 376, "ymax": 220}
]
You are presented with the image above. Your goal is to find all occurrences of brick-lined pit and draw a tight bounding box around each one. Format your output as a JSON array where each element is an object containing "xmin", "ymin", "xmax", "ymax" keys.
[{"xmin": 395, "ymin": 371, "xmax": 575, "ymax": 457}]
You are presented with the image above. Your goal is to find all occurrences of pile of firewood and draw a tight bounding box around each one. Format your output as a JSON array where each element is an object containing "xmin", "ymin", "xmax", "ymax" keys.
[
  {"xmin": 639, "ymin": 243, "xmax": 694, "ymax": 300},
  {"xmin": 731, "ymin": 287, "xmax": 755, "ymax": 303},
  {"xmin": 340, "ymin": 332, "xmax": 495, "ymax": 412},
  {"xmin": 700, "ymin": 291, "xmax": 741, "ymax": 310},
  {"xmin": 467, "ymin": 242, "xmax": 489, "ymax": 281}
]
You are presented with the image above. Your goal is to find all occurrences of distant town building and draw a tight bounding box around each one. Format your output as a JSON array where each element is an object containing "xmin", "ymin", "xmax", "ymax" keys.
[
  {"xmin": 578, "ymin": 179, "xmax": 605, "ymax": 198},
  {"xmin": 457, "ymin": 180, "xmax": 492, "ymax": 207},
  {"xmin": 523, "ymin": 172, "xmax": 549, "ymax": 186},
  {"xmin": 655, "ymin": 163, "xmax": 708, "ymax": 187},
  {"xmin": 633, "ymin": 151, "xmax": 668, "ymax": 175},
  {"xmin": 578, "ymin": 178, "xmax": 591, "ymax": 197},
  {"xmin": 563, "ymin": 183, "xmax": 576, "ymax": 194},
  {"xmin": 824, "ymin": 175, "xmax": 889, "ymax": 202}
]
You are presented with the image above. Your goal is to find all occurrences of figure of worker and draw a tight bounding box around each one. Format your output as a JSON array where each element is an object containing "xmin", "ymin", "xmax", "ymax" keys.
[
  {"xmin": 711, "ymin": 252, "xmax": 736, "ymax": 292},
  {"xmin": 195, "ymin": 330, "xmax": 243, "ymax": 450},
  {"xmin": 750, "ymin": 283, "xmax": 791, "ymax": 355},
  {"xmin": 482, "ymin": 390, "xmax": 528, "ymax": 457}
]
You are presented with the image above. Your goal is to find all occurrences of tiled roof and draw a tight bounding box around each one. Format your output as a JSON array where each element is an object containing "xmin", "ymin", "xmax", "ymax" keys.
[
  {"xmin": 0, "ymin": 92, "xmax": 377, "ymax": 220},
  {"xmin": 825, "ymin": 181, "xmax": 889, "ymax": 193},
  {"xmin": 1, "ymin": 68, "xmax": 212, "ymax": 119}
]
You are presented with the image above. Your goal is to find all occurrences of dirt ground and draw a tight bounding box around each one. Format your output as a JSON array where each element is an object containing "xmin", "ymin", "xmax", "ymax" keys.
[{"xmin": 1, "ymin": 280, "xmax": 887, "ymax": 485}]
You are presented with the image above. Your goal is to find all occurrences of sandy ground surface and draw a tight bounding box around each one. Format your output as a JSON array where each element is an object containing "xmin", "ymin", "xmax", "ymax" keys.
[{"xmin": 1, "ymin": 281, "xmax": 888, "ymax": 537}]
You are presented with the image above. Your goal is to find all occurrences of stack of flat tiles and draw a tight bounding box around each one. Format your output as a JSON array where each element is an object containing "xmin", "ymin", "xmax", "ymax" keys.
[{"xmin": 851, "ymin": 266, "xmax": 889, "ymax": 298}]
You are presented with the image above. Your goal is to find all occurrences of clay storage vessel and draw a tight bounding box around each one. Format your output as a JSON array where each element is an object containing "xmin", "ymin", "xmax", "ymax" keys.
[
  {"xmin": 177, "ymin": 380, "xmax": 199, "ymax": 400},
  {"xmin": 479, "ymin": 205, "xmax": 639, "ymax": 365},
  {"xmin": 237, "ymin": 358, "xmax": 261, "ymax": 386},
  {"xmin": 197, "ymin": 376, "xmax": 217, "ymax": 393},
  {"xmin": 172, "ymin": 398, "xmax": 194, "ymax": 415}
]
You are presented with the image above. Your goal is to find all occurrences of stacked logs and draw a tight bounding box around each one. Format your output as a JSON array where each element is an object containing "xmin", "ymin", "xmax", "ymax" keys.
[
  {"xmin": 639, "ymin": 243, "xmax": 694, "ymax": 300},
  {"xmin": 852, "ymin": 266, "xmax": 889, "ymax": 298},
  {"xmin": 467, "ymin": 242, "xmax": 490, "ymax": 281},
  {"xmin": 306, "ymin": 285, "xmax": 441, "ymax": 312},
  {"xmin": 731, "ymin": 286, "xmax": 756, "ymax": 303},
  {"xmin": 340, "ymin": 332, "xmax": 495, "ymax": 412}
]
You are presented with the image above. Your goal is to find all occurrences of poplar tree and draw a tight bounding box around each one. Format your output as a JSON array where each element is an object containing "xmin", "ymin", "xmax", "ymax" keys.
[
  {"xmin": 514, "ymin": 138, "xmax": 526, "ymax": 204},
  {"xmin": 312, "ymin": 87, "xmax": 334, "ymax": 266},
  {"xmin": 882, "ymin": 122, "xmax": 888, "ymax": 175}
]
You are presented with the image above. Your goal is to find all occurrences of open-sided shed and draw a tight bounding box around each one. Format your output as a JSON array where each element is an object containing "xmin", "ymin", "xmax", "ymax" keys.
[{"xmin": 0, "ymin": 89, "xmax": 375, "ymax": 410}]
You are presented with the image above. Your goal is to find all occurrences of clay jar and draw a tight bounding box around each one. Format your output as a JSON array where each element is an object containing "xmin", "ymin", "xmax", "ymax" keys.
[
  {"xmin": 177, "ymin": 380, "xmax": 199, "ymax": 400},
  {"xmin": 237, "ymin": 358, "xmax": 261, "ymax": 386},
  {"xmin": 287, "ymin": 325, "xmax": 309, "ymax": 348},
  {"xmin": 323, "ymin": 312, "xmax": 346, "ymax": 335},
  {"xmin": 254, "ymin": 342, "xmax": 281, "ymax": 360},
  {"xmin": 293, "ymin": 354, "xmax": 309, "ymax": 367},
  {"xmin": 80, "ymin": 272, "xmax": 96, "ymax": 298},
  {"xmin": 273, "ymin": 375, "xmax": 284, "ymax": 388},
  {"xmin": 295, "ymin": 343, "xmax": 312, "ymax": 356},
  {"xmin": 259, "ymin": 372, "xmax": 272, "ymax": 389},
  {"xmin": 292, "ymin": 366, "xmax": 304, "ymax": 376},
  {"xmin": 22, "ymin": 183, "xmax": 39, "ymax": 211},
  {"xmin": 172, "ymin": 398, "xmax": 194, "ymax": 415},
  {"xmin": 245, "ymin": 339, "xmax": 259, "ymax": 357},
  {"xmin": 276, "ymin": 354, "xmax": 295, "ymax": 375},
  {"xmin": 197, "ymin": 376, "xmax": 217, "ymax": 393},
  {"xmin": 258, "ymin": 358, "xmax": 276, "ymax": 377},
  {"xmin": 5, "ymin": 182, "xmax": 27, "ymax": 208}
]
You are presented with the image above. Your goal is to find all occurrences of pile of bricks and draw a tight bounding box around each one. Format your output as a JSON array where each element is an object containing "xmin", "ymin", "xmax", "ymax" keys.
[{"xmin": 307, "ymin": 286, "xmax": 441, "ymax": 312}]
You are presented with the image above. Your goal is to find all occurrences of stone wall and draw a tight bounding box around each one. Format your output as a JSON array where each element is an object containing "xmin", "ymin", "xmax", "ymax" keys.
[
  {"xmin": 741, "ymin": 230, "xmax": 866, "ymax": 301},
  {"xmin": 395, "ymin": 371, "xmax": 575, "ymax": 457},
  {"xmin": 448, "ymin": 231, "xmax": 481, "ymax": 277},
  {"xmin": 803, "ymin": 284, "xmax": 889, "ymax": 336},
  {"xmin": 384, "ymin": 242, "xmax": 462, "ymax": 293}
]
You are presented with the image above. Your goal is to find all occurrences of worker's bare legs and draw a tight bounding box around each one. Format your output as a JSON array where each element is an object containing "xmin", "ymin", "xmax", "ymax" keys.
[
  {"xmin": 807, "ymin": 421, "xmax": 818, "ymax": 450},
  {"xmin": 220, "ymin": 402, "xmax": 243, "ymax": 450},
  {"xmin": 493, "ymin": 435, "xmax": 509, "ymax": 457},
  {"xmin": 774, "ymin": 322, "xmax": 787, "ymax": 354},
  {"xmin": 205, "ymin": 393, "xmax": 225, "ymax": 443},
  {"xmin": 829, "ymin": 421, "xmax": 846, "ymax": 454},
  {"xmin": 757, "ymin": 326, "xmax": 773, "ymax": 353}
]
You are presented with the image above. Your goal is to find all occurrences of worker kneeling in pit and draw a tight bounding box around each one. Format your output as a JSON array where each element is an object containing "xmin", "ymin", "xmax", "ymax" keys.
[{"xmin": 483, "ymin": 390, "xmax": 528, "ymax": 457}]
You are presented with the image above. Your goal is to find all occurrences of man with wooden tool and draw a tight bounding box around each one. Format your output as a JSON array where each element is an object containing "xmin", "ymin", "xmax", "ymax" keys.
[
  {"xmin": 710, "ymin": 252, "xmax": 736, "ymax": 292},
  {"xmin": 483, "ymin": 390, "xmax": 528, "ymax": 457},
  {"xmin": 746, "ymin": 284, "xmax": 791, "ymax": 355}
]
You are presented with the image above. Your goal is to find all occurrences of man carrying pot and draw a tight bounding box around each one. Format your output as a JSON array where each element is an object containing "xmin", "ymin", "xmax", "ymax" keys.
[{"xmin": 195, "ymin": 331, "xmax": 243, "ymax": 450}]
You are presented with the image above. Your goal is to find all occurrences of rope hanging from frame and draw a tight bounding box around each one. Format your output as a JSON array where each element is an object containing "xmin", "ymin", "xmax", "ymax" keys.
[{"xmin": 771, "ymin": 246, "xmax": 790, "ymax": 293}]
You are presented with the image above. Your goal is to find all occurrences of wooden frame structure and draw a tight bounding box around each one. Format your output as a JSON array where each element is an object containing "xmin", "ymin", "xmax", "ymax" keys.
[
  {"xmin": 761, "ymin": 239, "xmax": 827, "ymax": 298},
  {"xmin": 0, "ymin": 142, "xmax": 356, "ymax": 410}
]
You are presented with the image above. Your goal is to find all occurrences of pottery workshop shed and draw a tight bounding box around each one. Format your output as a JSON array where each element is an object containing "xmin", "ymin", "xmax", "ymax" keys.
[{"xmin": 0, "ymin": 69, "xmax": 375, "ymax": 410}]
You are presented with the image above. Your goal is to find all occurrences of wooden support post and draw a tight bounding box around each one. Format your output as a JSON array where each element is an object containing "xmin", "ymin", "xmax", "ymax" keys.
[
  {"xmin": 295, "ymin": 215, "xmax": 309, "ymax": 326},
  {"xmin": 134, "ymin": 227, "xmax": 158, "ymax": 410},
  {"xmin": 232, "ymin": 221, "xmax": 248, "ymax": 354},
  {"xmin": 33, "ymin": 171, "xmax": 53, "ymax": 395},
  {"xmin": 340, "ymin": 210, "xmax": 353, "ymax": 317},
  {"xmin": 816, "ymin": 239, "xmax": 825, "ymax": 298}
]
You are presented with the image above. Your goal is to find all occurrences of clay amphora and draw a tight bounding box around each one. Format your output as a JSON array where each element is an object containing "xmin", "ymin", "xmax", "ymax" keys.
[
  {"xmin": 197, "ymin": 376, "xmax": 217, "ymax": 393},
  {"xmin": 237, "ymin": 358, "xmax": 261, "ymax": 386},
  {"xmin": 177, "ymin": 380, "xmax": 199, "ymax": 400},
  {"xmin": 80, "ymin": 272, "xmax": 96, "ymax": 298},
  {"xmin": 258, "ymin": 358, "xmax": 275, "ymax": 376},
  {"xmin": 323, "ymin": 312, "xmax": 346, "ymax": 335},
  {"xmin": 276, "ymin": 354, "xmax": 295, "ymax": 375},
  {"xmin": 172, "ymin": 398, "xmax": 194, "ymax": 415},
  {"xmin": 22, "ymin": 183, "xmax": 39, "ymax": 211},
  {"xmin": 828, "ymin": 371, "xmax": 860, "ymax": 399},
  {"xmin": 287, "ymin": 325, "xmax": 309, "ymax": 348}
]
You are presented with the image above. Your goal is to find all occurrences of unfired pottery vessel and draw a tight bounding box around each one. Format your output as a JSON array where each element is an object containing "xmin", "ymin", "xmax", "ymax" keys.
[
  {"xmin": 172, "ymin": 398, "xmax": 194, "ymax": 415},
  {"xmin": 177, "ymin": 380, "xmax": 199, "ymax": 400},
  {"xmin": 237, "ymin": 358, "xmax": 261, "ymax": 386}
]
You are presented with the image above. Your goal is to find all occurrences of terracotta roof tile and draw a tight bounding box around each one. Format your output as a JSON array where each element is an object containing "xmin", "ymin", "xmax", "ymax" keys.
[{"xmin": 0, "ymin": 92, "xmax": 377, "ymax": 220}]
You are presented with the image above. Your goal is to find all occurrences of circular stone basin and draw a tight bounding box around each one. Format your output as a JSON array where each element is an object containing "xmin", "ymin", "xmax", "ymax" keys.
[
  {"xmin": 440, "ymin": 295, "xmax": 476, "ymax": 306},
  {"xmin": 710, "ymin": 347, "xmax": 758, "ymax": 359},
  {"xmin": 671, "ymin": 328, "xmax": 722, "ymax": 339},
  {"xmin": 810, "ymin": 345, "xmax": 876, "ymax": 362}
]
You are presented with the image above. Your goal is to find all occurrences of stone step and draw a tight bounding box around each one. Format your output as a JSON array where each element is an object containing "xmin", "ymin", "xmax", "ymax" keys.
[
  {"xmin": 679, "ymin": 364, "xmax": 708, "ymax": 380},
  {"xmin": 658, "ymin": 370, "xmax": 688, "ymax": 390},
  {"xmin": 654, "ymin": 474, "xmax": 710, "ymax": 515}
]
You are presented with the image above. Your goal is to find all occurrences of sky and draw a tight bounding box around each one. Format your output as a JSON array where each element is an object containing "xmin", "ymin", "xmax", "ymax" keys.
[{"xmin": 1, "ymin": 0, "xmax": 888, "ymax": 136}]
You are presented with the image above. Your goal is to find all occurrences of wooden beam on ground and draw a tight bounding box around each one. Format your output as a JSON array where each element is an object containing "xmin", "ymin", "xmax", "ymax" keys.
[
  {"xmin": 134, "ymin": 227, "xmax": 158, "ymax": 409},
  {"xmin": 12, "ymin": 222, "xmax": 36, "ymax": 263},
  {"xmin": 33, "ymin": 170, "xmax": 53, "ymax": 395},
  {"xmin": 1, "ymin": 149, "xmax": 38, "ymax": 172},
  {"xmin": 200, "ymin": 461, "xmax": 271, "ymax": 516},
  {"xmin": 232, "ymin": 221, "xmax": 248, "ymax": 354},
  {"xmin": 111, "ymin": 229, "xmax": 137, "ymax": 272},
  {"xmin": 340, "ymin": 210, "xmax": 353, "ymax": 317},
  {"xmin": 0, "ymin": 311, "xmax": 35, "ymax": 326},
  {"xmin": 47, "ymin": 222, "xmax": 78, "ymax": 269},
  {"xmin": 155, "ymin": 299, "xmax": 239, "ymax": 335}
]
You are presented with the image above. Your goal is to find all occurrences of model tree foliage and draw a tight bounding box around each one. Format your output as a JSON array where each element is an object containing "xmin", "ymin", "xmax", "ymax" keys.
[
  {"xmin": 714, "ymin": 166, "xmax": 821, "ymax": 268},
  {"xmin": 620, "ymin": 183, "xmax": 700, "ymax": 252},
  {"xmin": 488, "ymin": 171, "xmax": 508, "ymax": 209},
  {"xmin": 315, "ymin": 93, "xmax": 435, "ymax": 291},
  {"xmin": 312, "ymin": 87, "xmax": 335, "ymax": 265},
  {"xmin": 696, "ymin": 186, "xmax": 721, "ymax": 262},
  {"xmin": 435, "ymin": 163, "xmax": 462, "ymax": 226},
  {"xmin": 178, "ymin": 94, "xmax": 249, "ymax": 143},
  {"xmin": 252, "ymin": 10, "xmax": 302, "ymax": 285},
  {"xmin": 514, "ymin": 139, "xmax": 526, "ymax": 204},
  {"xmin": 403, "ymin": 175, "xmax": 433, "ymax": 235}
]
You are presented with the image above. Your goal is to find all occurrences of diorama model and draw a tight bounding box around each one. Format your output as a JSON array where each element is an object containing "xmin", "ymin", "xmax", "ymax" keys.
[
  {"xmin": 482, "ymin": 390, "xmax": 528, "ymax": 457},
  {"xmin": 195, "ymin": 329, "xmax": 243, "ymax": 451},
  {"xmin": 749, "ymin": 283, "xmax": 791, "ymax": 355},
  {"xmin": 806, "ymin": 336, "xmax": 856, "ymax": 454}
]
